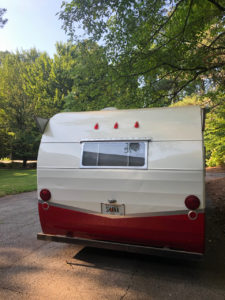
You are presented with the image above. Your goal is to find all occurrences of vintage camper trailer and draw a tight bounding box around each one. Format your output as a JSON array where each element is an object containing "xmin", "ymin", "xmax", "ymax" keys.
[{"xmin": 37, "ymin": 106, "xmax": 205, "ymax": 258}]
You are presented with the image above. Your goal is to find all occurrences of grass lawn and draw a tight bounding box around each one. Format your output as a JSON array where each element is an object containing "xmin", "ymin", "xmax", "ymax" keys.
[{"xmin": 0, "ymin": 169, "xmax": 37, "ymax": 197}]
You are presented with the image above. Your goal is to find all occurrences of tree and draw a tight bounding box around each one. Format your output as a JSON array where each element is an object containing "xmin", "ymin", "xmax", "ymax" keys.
[
  {"xmin": 0, "ymin": 109, "xmax": 13, "ymax": 158},
  {"xmin": 0, "ymin": 51, "xmax": 41, "ymax": 166},
  {"xmin": 23, "ymin": 44, "xmax": 77, "ymax": 118},
  {"xmin": 23, "ymin": 51, "xmax": 58, "ymax": 118},
  {"xmin": 61, "ymin": 41, "xmax": 115, "ymax": 111},
  {"xmin": 0, "ymin": 8, "xmax": 7, "ymax": 28},
  {"xmin": 0, "ymin": 47, "xmax": 75, "ymax": 164},
  {"xmin": 56, "ymin": 40, "xmax": 143, "ymax": 111},
  {"xmin": 59, "ymin": 0, "xmax": 225, "ymax": 105},
  {"xmin": 204, "ymin": 93, "xmax": 225, "ymax": 166}
]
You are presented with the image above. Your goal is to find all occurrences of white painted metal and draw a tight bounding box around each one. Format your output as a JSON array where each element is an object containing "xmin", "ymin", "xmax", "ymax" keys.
[
  {"xmin": 37, "ymin": 106, "xmax": 205, "ymax": 215},
  {"xmin": 37, "ymin": 169, "xmax": 204, "ymax": 214},
  {"xmin": 41, "ymin": 106, "xmax": 203, "ymax": 143},
  {"xmin": 38, "ymin": 141, "xmax": 203, "ymax": 170}
]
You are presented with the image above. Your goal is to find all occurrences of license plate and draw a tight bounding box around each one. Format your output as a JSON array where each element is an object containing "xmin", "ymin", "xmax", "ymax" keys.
[{"xmin": 101, "ymin": 203, "xmax": 125, "ymax": 216}]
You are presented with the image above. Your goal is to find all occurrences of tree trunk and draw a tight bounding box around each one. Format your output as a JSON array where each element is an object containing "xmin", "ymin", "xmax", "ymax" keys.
[{"xmin": 23, "ymin": 159, "xmax": 27, "ymax": 168}]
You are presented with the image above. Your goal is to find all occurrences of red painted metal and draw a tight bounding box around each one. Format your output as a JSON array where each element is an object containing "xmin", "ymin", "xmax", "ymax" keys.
[
  {"xmin": 38, "ymin": 203, "xmax": 205, "ymax": 253},
  {"xmin": 42, "ymin": 202, "xmax": 49, "ymax": 210}
]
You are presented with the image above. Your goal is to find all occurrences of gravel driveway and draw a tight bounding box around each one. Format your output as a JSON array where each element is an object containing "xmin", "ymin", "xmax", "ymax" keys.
[{"xmin": 0, "ymin": 187, "xmax": 225, "ymax": 299}]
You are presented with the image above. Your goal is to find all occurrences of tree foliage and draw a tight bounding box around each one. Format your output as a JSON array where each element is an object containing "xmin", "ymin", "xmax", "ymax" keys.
[
  {"xmin": 0, "ymin": 51, "xmax": 41, "ymax": 165},
  {"xmin": 62, "ymin": 41, "xmax": 112, "ymax": 111},
  {"xmin": 0, "ymin": 49, "xmax": 75, "ymax": 165},
  {"xmin": 204, "ymin": 94, "xmax": 225, "ymax": 166},
  {"xmin": 58, "ymin": 40, "xmax": 143, "ymax": 111},
  {"xmin": 59, "ymin": 0, "xmax": 225, "ymax": 105},
  {"xmin": 0, "ymin": 8, "xmax": 7, "ymax": 28}
]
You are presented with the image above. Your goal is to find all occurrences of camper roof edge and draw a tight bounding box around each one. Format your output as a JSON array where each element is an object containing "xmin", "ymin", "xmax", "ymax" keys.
[{"xmin": 41, "ymin": 106, "xmax": 203, "ymax": 143}]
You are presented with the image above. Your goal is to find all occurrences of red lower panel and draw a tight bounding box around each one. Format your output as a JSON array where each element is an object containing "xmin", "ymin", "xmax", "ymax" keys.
[{"xmin": 38, "ymin": 203, "xmax": 205, "ymax": 253}]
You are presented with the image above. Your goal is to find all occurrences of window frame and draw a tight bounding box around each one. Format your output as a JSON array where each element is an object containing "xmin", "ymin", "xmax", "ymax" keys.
[{"xmin": 80, "ymin": 140, "xmax": 148, "ymax": 169}]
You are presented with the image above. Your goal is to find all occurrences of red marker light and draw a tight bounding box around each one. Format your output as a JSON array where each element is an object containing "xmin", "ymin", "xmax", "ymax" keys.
[
  {"xmin": 185, "ymin": 195, "xmax": 200, "ymax": 210},
  {"xmin": 134, "ymin": 121, "xmax": 139, "ymax": 128},
  {"xmin": 114, "ymin": 122, "xmax": 118, "ymax": 129},
  {"xmin": 94, "ymin": 123, "xmax": 99, "ymax": 130},
  {"xmin": 40, "ymin": 189, "xmax": 51, "ymax": 201}
]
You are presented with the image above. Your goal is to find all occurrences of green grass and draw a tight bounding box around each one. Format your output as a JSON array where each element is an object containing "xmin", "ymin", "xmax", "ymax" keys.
[{"xmin": 0, "ymin": 169, "xmax": 37, "ymax": 197}]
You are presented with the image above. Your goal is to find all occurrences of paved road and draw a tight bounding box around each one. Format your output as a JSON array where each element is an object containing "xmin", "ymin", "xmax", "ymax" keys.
[{"xmin": 0, "ymin": 191, "xmax": 225, "ymax": 300}]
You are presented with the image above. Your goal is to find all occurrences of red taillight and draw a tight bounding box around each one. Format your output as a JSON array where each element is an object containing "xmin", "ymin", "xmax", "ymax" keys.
[
  {"xmin": 185, "ymin": 195, "xmax": 200, "ymax": 210},
  {"xmin": 94, "ymin": 123, "xmax": 99, "ymax": 130},
  {"xmin": 40, "ymin": 189, "xmax": 51, "ymax": 201}
]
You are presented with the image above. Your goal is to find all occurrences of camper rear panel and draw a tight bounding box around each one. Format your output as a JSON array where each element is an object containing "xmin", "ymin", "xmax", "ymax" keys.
[{"xmin": 37, "ymin": 106, "xmax": 205, "ymax": 254}]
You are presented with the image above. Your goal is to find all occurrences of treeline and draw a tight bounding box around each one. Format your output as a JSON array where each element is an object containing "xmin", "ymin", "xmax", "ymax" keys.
[{"xmin": 0, "ymin": 0, "xmax": 225, "ymax": 166}]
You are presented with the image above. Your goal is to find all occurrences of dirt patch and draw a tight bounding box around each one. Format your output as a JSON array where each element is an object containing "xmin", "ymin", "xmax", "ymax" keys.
[
  {"xmin": 206, "ymin": 177, "xmax": 225, "ymax": 233},
  {"xmin": 206, "ymin": 177, "xmax": 225, "ymax": 202},
  {"xmin": 206, "ymin": 166, "xmax": 225, "ymax": 173}
]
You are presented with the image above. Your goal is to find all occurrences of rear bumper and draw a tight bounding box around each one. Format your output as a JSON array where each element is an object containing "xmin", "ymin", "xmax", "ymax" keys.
[{"xmin": 37, "ymin": 232, "xmax": 203, "ymax": 260}]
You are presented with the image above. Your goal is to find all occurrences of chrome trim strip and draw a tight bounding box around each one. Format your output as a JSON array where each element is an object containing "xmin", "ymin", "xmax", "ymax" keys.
[
  {"xmin": 80, "ymin": 137, "xmax": 152, "ymax": 142},
  {"xmin": 41, "ymin": 139, "xmax": 203, "ymax": 144},
  {"xmin": 38, "ymin": 200, "xmax": 204, "ymax": 218},
  {"xmin": 37, "ymin": 167, "xmax": 204, "ymax": 171}
]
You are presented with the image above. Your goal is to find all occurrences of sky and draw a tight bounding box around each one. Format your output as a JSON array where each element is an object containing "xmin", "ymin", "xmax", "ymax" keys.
[{"xmin": 0, "ymin": 0, "xmax": 69, "ymax": 57}]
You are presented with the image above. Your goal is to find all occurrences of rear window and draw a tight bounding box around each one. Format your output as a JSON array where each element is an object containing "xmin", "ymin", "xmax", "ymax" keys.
[{"xmin": 81, "ymin": 141, "xmax": 147, "ymax": 168}]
